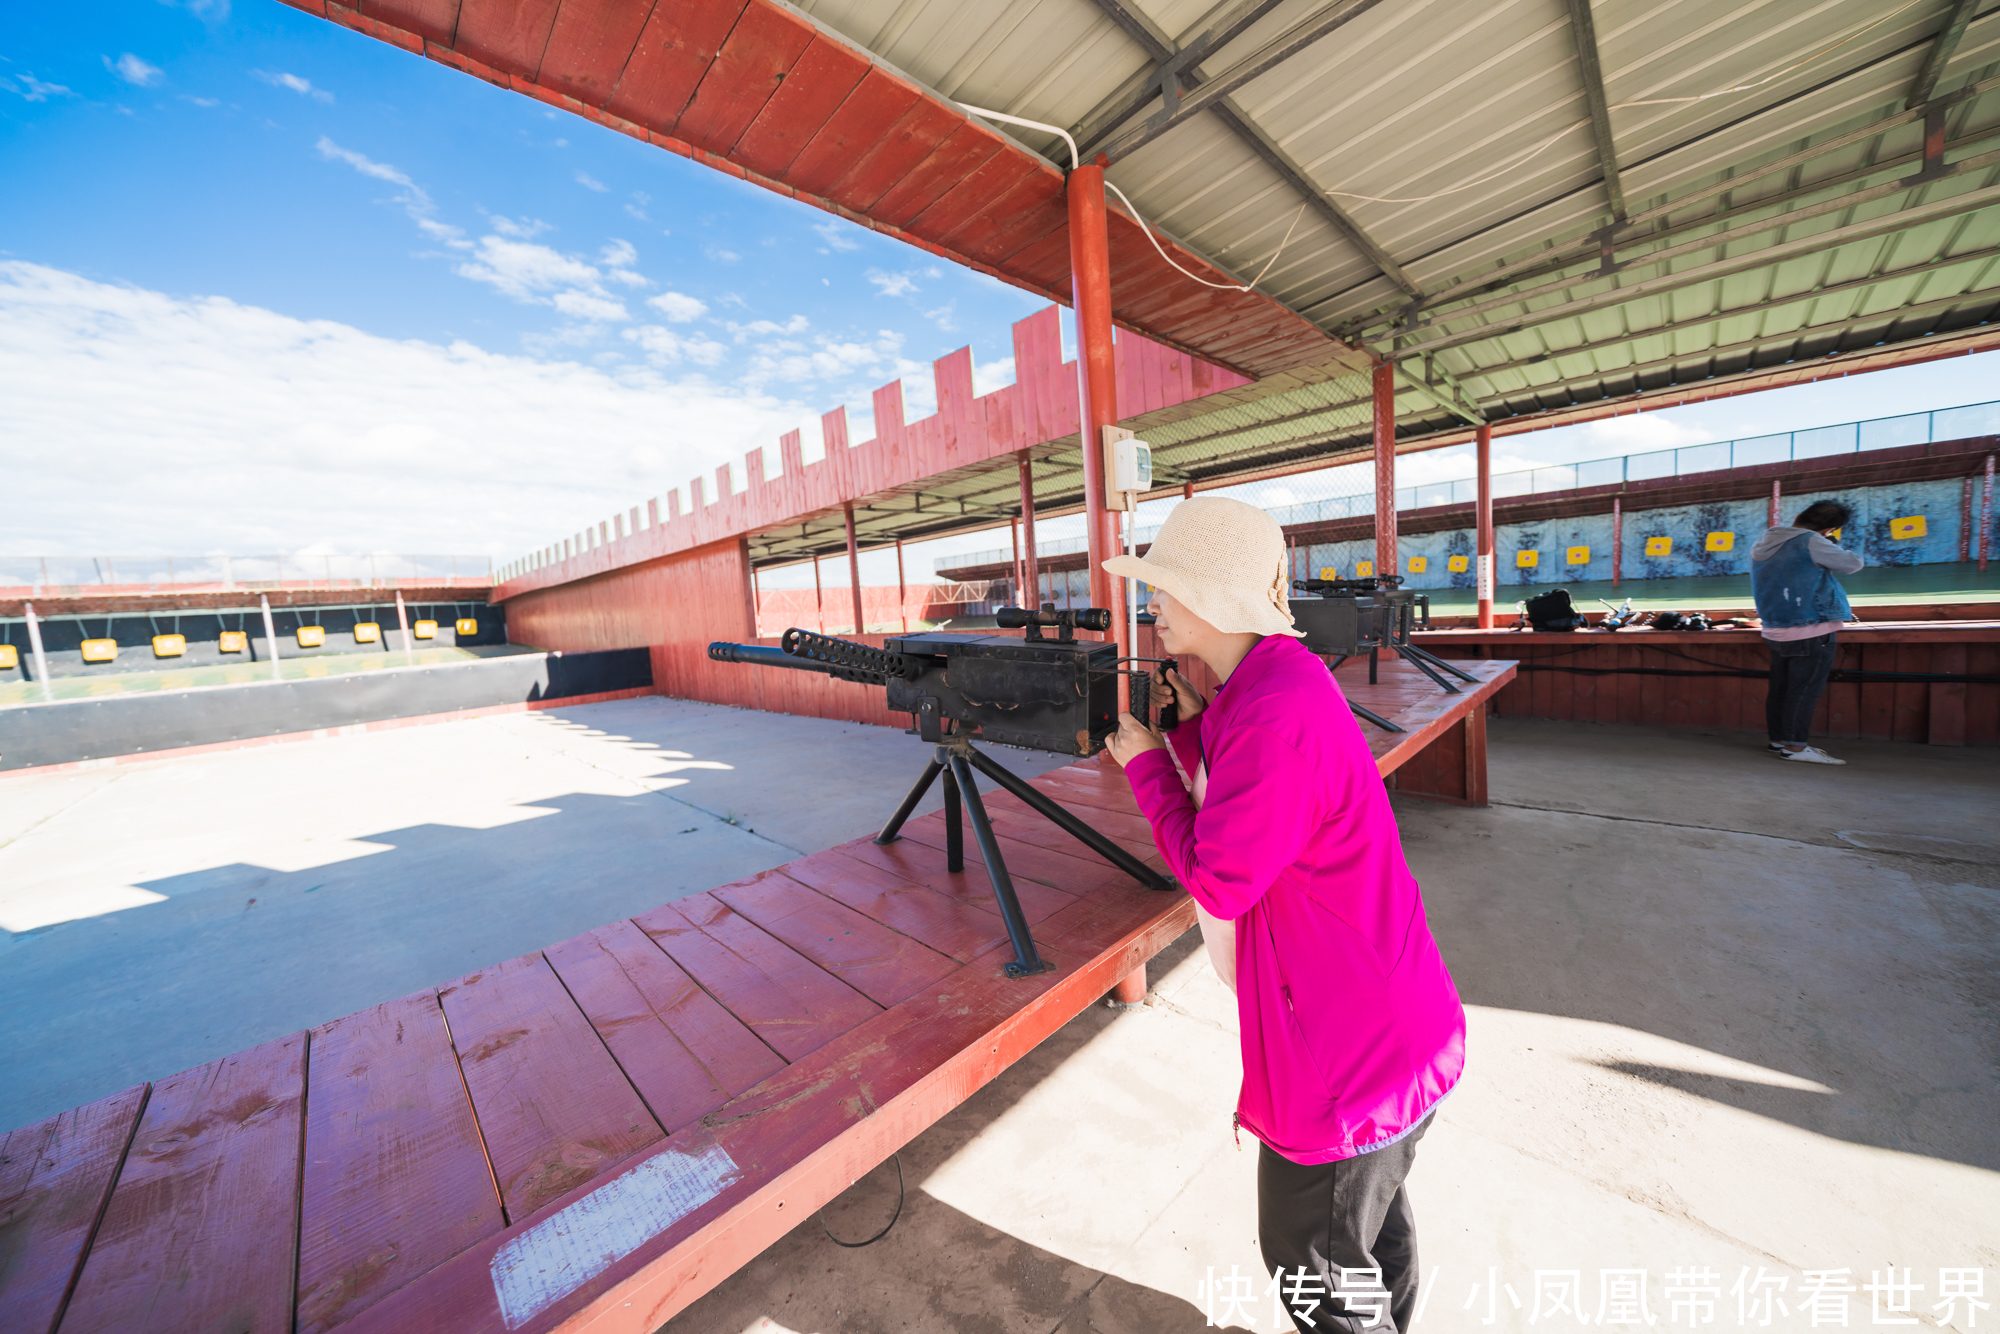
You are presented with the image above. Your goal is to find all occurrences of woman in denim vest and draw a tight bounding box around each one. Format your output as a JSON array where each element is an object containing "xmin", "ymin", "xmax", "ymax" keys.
[{"xmin": 1749, "ymin": 499, "xmax": 1863, "ymax": 764}]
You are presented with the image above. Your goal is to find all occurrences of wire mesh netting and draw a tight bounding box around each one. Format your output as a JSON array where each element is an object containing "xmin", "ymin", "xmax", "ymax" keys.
[{"xmin": 0, "ymin": 555, "xmax": 494, "ymax": 591}]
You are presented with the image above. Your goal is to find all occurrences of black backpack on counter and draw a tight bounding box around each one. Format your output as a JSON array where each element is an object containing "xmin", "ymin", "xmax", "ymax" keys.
[{"xmin": 1524, "ymin": 588, "xmax": 1588, "ymax": 631}]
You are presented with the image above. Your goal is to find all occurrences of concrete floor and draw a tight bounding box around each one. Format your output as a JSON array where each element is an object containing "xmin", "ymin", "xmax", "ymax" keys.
[
  {"xmin": 0, "ymin": 696, "xmax": 1074, "ymax": 1130},
  {"xmin": 3, "ymin": 705, "xmax": 1995, "ymax": 1333}
]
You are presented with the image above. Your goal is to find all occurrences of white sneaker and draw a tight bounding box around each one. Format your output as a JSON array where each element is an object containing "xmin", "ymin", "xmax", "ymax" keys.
[{"xmin": 1781, "ymin": 745, "xmax": 1846, "ymax": 765}]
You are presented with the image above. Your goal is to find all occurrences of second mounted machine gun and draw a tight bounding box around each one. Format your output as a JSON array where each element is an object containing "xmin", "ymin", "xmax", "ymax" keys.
[{"xmin": 1287, "ymin": 575, "xmax": 1479, "ymax": 732}]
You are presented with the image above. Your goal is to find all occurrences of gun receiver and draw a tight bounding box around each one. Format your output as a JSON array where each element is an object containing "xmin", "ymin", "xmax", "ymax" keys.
[
  {"xmin": 707, "ymin": 608, "xmax": 1181, "ymax": 980},
  {"xmin": 1287, "ymin": 576, "xmax": 1477, "ymax": 720}
]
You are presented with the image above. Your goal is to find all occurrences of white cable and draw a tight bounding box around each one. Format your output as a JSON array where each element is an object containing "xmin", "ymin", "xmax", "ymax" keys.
[
  {"xmin": 1324, "ymin": 0, "xmax": 1933, "ymax": 205},
  {"xmin": 958, "ymin": 102, "xmax": 1079, "ymax": 172},
  {"xmin": 959, "ymin": 100, "xmax": 1309, "ymax": 293}
]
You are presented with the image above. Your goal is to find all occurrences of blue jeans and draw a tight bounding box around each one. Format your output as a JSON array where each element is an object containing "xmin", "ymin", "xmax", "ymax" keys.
[{"xmin": 1766, "ymin": 633, "xmax": 1838, "ymax": 744}]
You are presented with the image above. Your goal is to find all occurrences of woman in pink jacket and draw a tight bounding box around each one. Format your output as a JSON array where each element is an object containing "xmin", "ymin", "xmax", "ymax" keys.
[{"xmin": 1105, "ymin": 497, "xmax": 1465, "ymax": 1333}]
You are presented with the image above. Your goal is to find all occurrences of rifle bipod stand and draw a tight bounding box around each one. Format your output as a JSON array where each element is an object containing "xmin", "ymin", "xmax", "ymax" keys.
[{"xmin": 874, "ymin": 736, "xmax": 1177, "ymax": 979}]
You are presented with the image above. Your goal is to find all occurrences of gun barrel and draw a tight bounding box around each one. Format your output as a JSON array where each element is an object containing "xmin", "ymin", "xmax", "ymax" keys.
[
  {"xmin": 707, "ymin": 641, "xmax": 803, "ymax": 671},
  {"xmin": 707, "ymin": 635, "xmax": 899, "ymax": 686}
]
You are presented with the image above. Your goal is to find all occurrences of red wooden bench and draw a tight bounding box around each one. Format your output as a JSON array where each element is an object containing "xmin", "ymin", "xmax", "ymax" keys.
[{"xmin": 0, "ymin": 659, "xmax": 1513, "ymax": 1334}]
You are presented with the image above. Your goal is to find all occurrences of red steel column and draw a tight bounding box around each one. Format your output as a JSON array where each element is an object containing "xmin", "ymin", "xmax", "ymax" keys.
[
  {"xmin": 1019, "ymin": 451, "xmax": 1040, "ymax": 608},
  {"xmin": 1611, "ymin": 497, "xmax": 1623, "ymax": 590},
  {"xmin": 1372, "ymin": 362, "xmax": 1397, "ymax": 578},
  {"xmin": 1982, "ymin": 454, "xmax": 1994, "ymax": 572},
  {"xmin": 812, "ymin": 555, "xmax": 824, "ymax": 633},
  {"xmin": 1475, "ymin": 423, "xmax": 1495, "ymax": 627},
  {"xmin": 843, "ymin": 504, "xmax": 865, "ymax": 635},
  {"xmin": 1769, "ymin": 479, "xmax": 1781, "ymax": 528},
  {"xmin": 1011, "ymin": 518, "xmax": 1023, "ymax": 607},
  {"xmin": 895, "ymin": 538, "xmax": 908, "ymax": 632},
  {"xmin": 1961, "ymin": 477, "xmax": 1975, "ymax": 562},
  {"xmin": 1068, "ymin": 156, "xmax": 1127, "ymax": 653}
]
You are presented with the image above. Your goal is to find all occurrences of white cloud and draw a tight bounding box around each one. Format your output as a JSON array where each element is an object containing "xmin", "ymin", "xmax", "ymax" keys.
[
  {"xmin": 490, "ymin": 215, "xmax": 551, "ymax": 240},
  {"xmin": 1, "ymin": 73, "xmax": 74, "ymax": 102},
  {"xmin": 924, "ymin": 302, "xmax": 957, "ymax": 332},
  {"xmin": 646, "ymin": 291, "xmax": 707, "ymax": 323},
  {"xmin": 184, "ymin": 95, "xmax": 220, "ymax": 108},
  {"xmin": 867, "ymin": 269, "xmax": 919, "ymax": 298},
  {"xmin": 575, "ymin": 170, "xmax": 608, "ymax": 192},
  {"xmin": 551, "ymin": 290, "xmax": 630, "ymax": 322},
  {"xmin": 105, "ymin": 54, "xmax": 163, "ymax": 87},
  {"xmin": 600, "ymin": 240, "xmax": 638, "ymax": 268},
  {"xmin": 316, "ymin": 136, "xmax": 463, "ymax": 245},
  {"xmin": 0, "ymin": 263, "xmax": 810, "ymax": 554},
  {"xmin": 454, "ymin": 236, "xmax": 598, "ymax": 300},
  {"xmin": 705, "ymin": 246, "xmax": 741, "ymax": 264},
  {"xmin": 623, "ymin": 325, "xmax": 729, "ymax": 367},
  {"xmin": 254, "ymin": 70, "xmax": 332, "ymax": 102},
  {"xmin": 972, "ymin": 356, "xmax": 1015, "ymax": 397},
  {"xmin": 728, "ymin": 315, "xmax": 809, "ymax": 341},
  {"xmin": 811, "ymin": 220, "xmax": 860, "ymax": 252}
]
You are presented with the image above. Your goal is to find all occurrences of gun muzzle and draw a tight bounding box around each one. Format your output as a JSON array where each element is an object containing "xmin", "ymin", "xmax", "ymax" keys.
[{"xmin": 707, "ymin": 641, "xmax": 796, "ymax": 670}]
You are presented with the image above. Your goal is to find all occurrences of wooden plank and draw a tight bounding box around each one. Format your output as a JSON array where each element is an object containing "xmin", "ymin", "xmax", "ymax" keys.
[
  {"xmin": 0, "ymin": 1084, "xmax": 146, "ymax": 1334},
  {"xmin": 671, "ymin": 0, "xmax": 815, "ymax": 154},
  {"xmin": 1858, "ymin": 642, "xmax": 1896, "ymax": 741},
  {"xmin": 297, "ymin": 992, "xmax": 502, "ymax": 1334},
  {"xmin": 869, "ymin": 124, "xmax": 1003, "ymax": 229},
  {"xmin": 836, "ymin": 832, "xmax": 1079, "ymax": 923},
  {"xmin": 439, "ymin": 954, "xmax": 662, "ymax": 1221},
  {"xmin": 777, "ymin": 846, "xmax": 1011, "ymax": 963},
  {"xmin": 786, "ymin": 67, "xmax": 923, "ymax": 196},
  {"xmin": 822, "ymin": 95, "xmax": 962, "ymax": 212},
  {"xmin": 544, "ymin": 920, "xmax": 785, "ymax": 1137},
  {"xmin": 633, "ymin": 895, "xmax": 881, "ymax": 1063},
  {"xmin": 728, "ymin": 34, "xmax": 870, "ymax": 178},
  {"xmin": 1967, "ymin": 643, "xmax": 2000, "ymax": 744},
  {"xmin": 448, "ymin": 0, "xmax": 560, "ymax": 77},
  {"xmin": 1893, "ymin": 642, "xmax": 1929, "ymax": 742},
  {"xmin": 710, "ymin": 870, "xmax": 960, "ymax": 1007},
  {"xmin": 605, "ymin": 0, "xmax": 746, "ymax": 133},
  {"xmin": 979, "ymin": 789, "xmax": 1159, "ymax": 859},
  {"xmin": 58, "ymin": 1034, "xmax": 306, "ymax": 1334},
  {"xmin": 1929, "ymin": 642, "xmax": 1969, "ymax": 745},
  {"xmin": 533, "ymin": 0, "xmax": 651, "ymax": 103},
  {"xmin": 1464, "ymin": 702, "xmax": 1490, "ymax": 806},
  {"xmin": 897, "ymin": 812, "xmax": 1130, "ymax": 893}
]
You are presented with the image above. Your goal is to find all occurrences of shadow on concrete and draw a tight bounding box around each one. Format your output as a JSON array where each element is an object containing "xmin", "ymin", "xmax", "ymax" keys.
[{"xmin": 1393, "ymin": 719, "xmax": 2000, "ymax": 1176}]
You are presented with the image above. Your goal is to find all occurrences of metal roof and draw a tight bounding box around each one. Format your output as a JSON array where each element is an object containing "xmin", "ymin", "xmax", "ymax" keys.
[{"xmin": 295, "ymin": 0, "xmax": 2000, "ymax": 576}]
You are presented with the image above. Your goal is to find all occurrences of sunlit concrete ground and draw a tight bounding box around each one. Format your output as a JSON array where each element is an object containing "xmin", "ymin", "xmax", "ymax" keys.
[
  {"xmin": 679, "ymin": 717, "xmax": 1999, "ymax": 1334},
  {"xmin": 0, "ymin": 695, "xmax": 1074, "ymax": 1129},
  {"xmin": 3, "ymin": 703, "xmax": 1995, "ymax": 1334}
]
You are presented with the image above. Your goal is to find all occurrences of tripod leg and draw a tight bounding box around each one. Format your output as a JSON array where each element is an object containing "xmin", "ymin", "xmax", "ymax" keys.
[
  {"xmin": 1401, "ymin": 642, "xmax": 1479, "ymax": 682},
  {"xmin": 947, "ymin": 754, "xmax": 1045, "ymax": 978},
  {"xmin": 1393, "ymin": 644, "xmax": 1461, "ymax": 693},
  {"xmin": 963, "ymin": 746, "xmax": 1175, "ymax": 892},
  {"xmin": 875, "ymin": 758, "xmax": 944, "ymax": 845},
  {"xmin": 941, "ymin": 764, "xmax": 964, "ymax": 872},
  {"xmin": 1349, "ymin": 700, "xmax": 1406, "ymax": 733},
  {"xmin": 1368, "ymin": 647, "xmax": 1378, "ymax": 684},
  {"xmin": 1324, "ymin": 654, "xmax": 1349, "ymax": 672}
]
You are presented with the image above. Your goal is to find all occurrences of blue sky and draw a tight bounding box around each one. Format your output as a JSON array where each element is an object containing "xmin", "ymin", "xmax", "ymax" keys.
[{"xmin": 3, "ymin": 0, "xmax": 1995, "ymax": 587}]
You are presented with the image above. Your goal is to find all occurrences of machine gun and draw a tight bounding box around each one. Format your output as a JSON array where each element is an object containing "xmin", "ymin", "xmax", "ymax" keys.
[
  {"xmin": 1287, "ymin": 575, "xmax": 1478, "ymax": 732},
  {"xmin": 708, "ymin": 606, "xmax": 1178, "ymax": 980}
]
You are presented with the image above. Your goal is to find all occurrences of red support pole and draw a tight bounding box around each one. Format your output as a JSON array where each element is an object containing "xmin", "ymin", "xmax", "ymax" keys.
[
  {"xmin": 1183, "ymin": 481, "xmax": 1194, "ymax": 500},
  {"xmin": 1373, "ymin": 362, "xmax": 1397, "ymax": 579},
  {"xmin": 1769, "ymin": 479, "xmax": 1781, "ymax": 529},
  {"xmin": 896, "ymin": 538, "xmax": 908, "ymax": 633},
  {"xmin": 1961, "ymin": 476, "xmax": 1975, "ymax": 562},
  {"xmin": 1611, "ymin": 496, "xmax": 1623, "ymax": 590},
  {"xmin": 1067, "ymin": 156, "xmax": 1128, "ymax": 678},
  {"xmin": 1019, "ymin": 450, "xmax": 1040, "ymax": 608},
  {"xmin": 843, "ymin": 504, "xmax": 864, "ymax": 636},
  {"xmin": 1475, "ymin": 423, "xmax": 1495, "ymax": 628},
  {"xmin": 1011, "ymin": 518, "xmax": 1023, "ymax": 608},
  {"xmin": 1981, "ymin": 454, "xmax": 1994, "ymax": 572},
  {"xmin": 812, "ymin": 554, "xmax": 824, "ymax": 633}
]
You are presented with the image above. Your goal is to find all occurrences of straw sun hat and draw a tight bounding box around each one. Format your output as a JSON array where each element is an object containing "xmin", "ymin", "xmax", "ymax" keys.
[{"xmin": 1103, "ymin": 496, "xmax": 1302, "ymax": 638}]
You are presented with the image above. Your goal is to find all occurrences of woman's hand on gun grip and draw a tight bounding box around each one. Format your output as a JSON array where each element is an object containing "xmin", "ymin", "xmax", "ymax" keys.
[
  {"xmin": 1107, "ymin": 711, "xmax": 1165, "ymax": 768},
  {"xmin": 1161, "ymin": 666, "xmax": 1206, "ymax": 724}
]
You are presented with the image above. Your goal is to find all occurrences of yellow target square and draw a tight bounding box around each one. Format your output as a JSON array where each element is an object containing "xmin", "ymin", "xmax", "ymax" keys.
[
  {"xmin": 81, "ymin": 639, "xmax": 118, "ymax": 663},
  {"xmin": 1644, "ymin": 536, "xmax": 1672, "ymax": 557},
  {"xmin": 1516, "ymin": 550, "xmax": 1539, "ymax": 568},
  {"xmin": 1889, "ymin": 515, "xmax": 1927, "ymax": 539},
  {"xmin": 353, "ymin": 622, "xmax": 381, "ymax": 643},
  {"xmin": 152, "ymin": 634, "xmax": 186, "ymax": 658},
  {"xmin": 455, "ymin": 618, "xmax": 480, "ymax": 636},
  {"xmin": 1406, "ymin": 556, "xmax": 1428, "ymax": 574},
  {"xmin": 219, "ymin": 631, "xmax": 248, "ymax": 653},
  {"xmin": 413, "ymin": 620, "xmax": 438, "ymax": 639},
  {"xmin": 1355, "ymin": 560, "xmax": 1374, "ymax": 578},
  {"xmin": 296, "ymin": 625, "xmax": 326, "ymax": 648},
  {"xmin": 1447, "ymin": 555, "xmax": 1470, "ymax": 573},
  {"xmin": 1319, "ymin": 566, "xmax": 1338, "ymax": 580},
  {"xmin": 1705, "ymin": 531, "xmax": 1734, "ymax": 552},
  {"xmin": 0, "ymin": 645, "xmax": 18, "ymax": 670},
  {"xmin": 1566, "ymin": 546, "xmax": 1590, "ymax": 565}
]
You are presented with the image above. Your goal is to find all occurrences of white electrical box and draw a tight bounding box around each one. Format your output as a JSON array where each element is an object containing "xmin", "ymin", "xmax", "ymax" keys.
[{"xmin": 1101, "ymin": 426, "xmax": 1152, "ymax": 510}]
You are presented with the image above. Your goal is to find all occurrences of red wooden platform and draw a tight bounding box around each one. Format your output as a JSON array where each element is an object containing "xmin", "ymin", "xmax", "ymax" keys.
[{"xmin": 0, "ymin": 662, "xmax": 1513, "ymax": 1334}]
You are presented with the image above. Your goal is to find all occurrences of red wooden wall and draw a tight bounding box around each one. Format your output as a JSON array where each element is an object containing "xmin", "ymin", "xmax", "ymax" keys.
[{"xmin": 1419, "ymin": 632, "xmax": 1999, "ymax": 745}]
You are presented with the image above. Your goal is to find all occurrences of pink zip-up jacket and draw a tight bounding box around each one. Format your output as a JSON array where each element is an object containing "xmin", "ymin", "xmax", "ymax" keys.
[{"xmin": 1124, "ymin": 635, "xmax": 1465, "ymax": 1163}]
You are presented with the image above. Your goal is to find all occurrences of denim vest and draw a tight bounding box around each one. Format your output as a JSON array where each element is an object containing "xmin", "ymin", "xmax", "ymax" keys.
[{"xmin": 1751, "ymin": 532, "xmax": 1853, "ymax": 628}]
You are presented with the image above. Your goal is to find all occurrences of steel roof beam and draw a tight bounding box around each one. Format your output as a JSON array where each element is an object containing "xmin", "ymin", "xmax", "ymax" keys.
[
  {"xmin": 1909, "ymin": 0, "xmax": 1980, "ymax": 108},
  {"xmin": 1387, "ymin": 179, "xmax": 2000, "ymax": 360},
  {"xmin": 1073, "ymin": 0, "xmax": 1420, "ymax": 300},
  {"xmin": 1563, "ymin": 0, "xmax": 1627, "ymax": 221},
  {"xmin": 1069, "ymin": 0, "xmax": 1292, "ymax": 152},
  {"xmin": 1091, "ymin": 0, "xmax": 1391, "ymax": 162}
]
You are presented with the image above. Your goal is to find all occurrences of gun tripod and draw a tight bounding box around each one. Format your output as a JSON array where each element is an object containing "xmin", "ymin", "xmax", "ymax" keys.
[
  {"xmin": 1323, "ymin": 642, "xmax": 1482, "ymax": 732},
  {"xmin": 875, "ymin": 736, "xmax": 1177, "ymax": 979}
]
